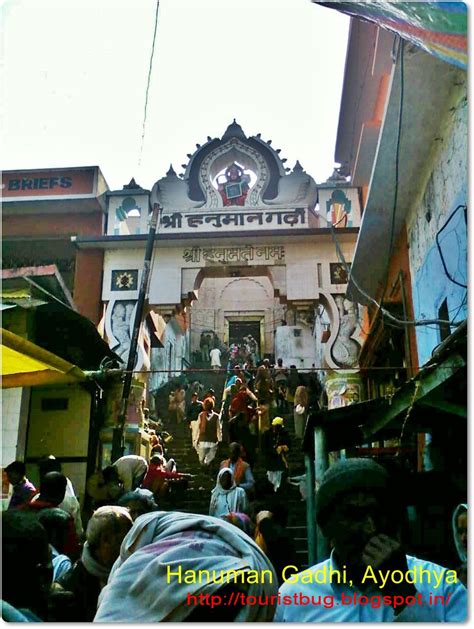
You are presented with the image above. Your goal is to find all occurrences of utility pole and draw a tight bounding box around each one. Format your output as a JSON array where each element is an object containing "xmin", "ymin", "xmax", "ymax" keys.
[{"xmin": 111, "ymin": 202, "xmax": 161, "ymax": 462}]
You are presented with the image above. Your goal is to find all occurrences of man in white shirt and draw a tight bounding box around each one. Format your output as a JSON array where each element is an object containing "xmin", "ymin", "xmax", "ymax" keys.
[
  {"xmin": 111, "ymin": 455, "xmax": 148, "ymax": 493},
  {"xmin": 275, "ymin": 458, "xmax": 467, "ymax": 622},
  {"xmin": 209, "ymin": 346, "xmax": 222, "ymax": 370}
]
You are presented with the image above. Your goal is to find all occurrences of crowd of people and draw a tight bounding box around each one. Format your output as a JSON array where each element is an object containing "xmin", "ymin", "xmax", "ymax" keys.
[
  {"xmin": 2, "ymin": 452, "xmax": 467, "ymax": 622},
  {"xmin": 195, "ymin": 332, "xmax": 261, "ymax": 371},
  {"xmin": 1, "ymin": 357, "xmax": 467, "ymax": 622}
]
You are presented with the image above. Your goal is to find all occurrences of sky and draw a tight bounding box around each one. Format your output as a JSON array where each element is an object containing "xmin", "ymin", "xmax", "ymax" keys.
[{"xmin": 1, "ymin": 0, "xmax": 350, "ymax": 191}]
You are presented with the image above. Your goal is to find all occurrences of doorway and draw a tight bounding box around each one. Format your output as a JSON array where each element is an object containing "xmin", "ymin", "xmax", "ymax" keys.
[{"xmin": 228, "ymin": 320, "xmax": 262, "ymax": 354}]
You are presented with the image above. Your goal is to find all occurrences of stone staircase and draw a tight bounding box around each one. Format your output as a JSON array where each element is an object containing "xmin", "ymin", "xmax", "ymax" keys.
[{"xmin": 155, "ymin": 370, "xmax": 309, "ymax": 568}]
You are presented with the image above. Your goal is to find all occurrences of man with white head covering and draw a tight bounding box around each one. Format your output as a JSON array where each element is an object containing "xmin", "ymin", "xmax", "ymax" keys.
[
  {"xmin": 54, "ymin": 505, "xmax": 133, "ymax": 621},
  {"xmin": 94, "ymin": 510, "xmax": 278, "ymax": 622},
  {"xmin": 209, "ymin": 467, "xmax": 248, "ymax": 518}
]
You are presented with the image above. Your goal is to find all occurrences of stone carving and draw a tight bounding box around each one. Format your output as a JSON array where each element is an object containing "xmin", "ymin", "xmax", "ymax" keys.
[
  {"xmin": 150, "ymin": 165, "xmax": 204, "ymax": 213},
  {"xmin": 265, "ymin": 161, "xmax": 317, "ymax": 208},
  {"xmin": 150, "ymin": 122, "xmax": 319, "ymax": 213},
  {"xmin": 109, "ymin": 300, "xmax": 135, "ymax": 362},
  {"xmin": 331, "ymin": 296, "xmax": 360, "ymax": 368},
  {"xmin": 217, "ymin": 162, "xmax": 250, "ymax": 206},
  {"xmin": 199, "ymin": 138, "xmax": 268, "ymax": 209},
  {"xmin": 182, "ymin": 245, "xmax": 285, "ymax": 264}
]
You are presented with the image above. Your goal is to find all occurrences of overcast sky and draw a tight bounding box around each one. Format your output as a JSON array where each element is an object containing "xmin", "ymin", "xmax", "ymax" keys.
[{"xmin": 1, "ymin": 0, "xmax": 349, "ymax": 190}]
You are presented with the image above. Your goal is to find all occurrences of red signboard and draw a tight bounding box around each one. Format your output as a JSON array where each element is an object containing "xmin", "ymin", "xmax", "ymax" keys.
[{"xmin": 2, "ymin": 168, "xmax": 96, "ymax": 199}]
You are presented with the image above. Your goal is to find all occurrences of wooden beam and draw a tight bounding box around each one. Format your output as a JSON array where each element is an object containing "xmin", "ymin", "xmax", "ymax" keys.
[
  {"xmin": 362, "ymin": 353, "xmax": 465, "ymax": 440},
  {"xmin": 418, "ymin": 398, "xmax": 467, "ymax": 418}
]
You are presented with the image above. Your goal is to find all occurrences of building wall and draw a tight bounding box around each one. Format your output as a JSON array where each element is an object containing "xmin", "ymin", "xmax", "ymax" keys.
[
  {"xmin": 407, "ymin": 80, "xmax": 468, "ymax": 366},
  {"xmin": 102, "ymin": 238, "xmax": 357, "ymax": 308},
  {"xmin": 25, "ymin": 384, "xmax": 92, "ymax": 505},
  {"xmin": 275, "ymin": 325, "xmax": 317, "ymax": 369},
  {"xmin": 3, "ymin": 211, "xmax": 104, "ymax": 237},
  {"xmin": 369, "ymin": 227, "xmax": 419, "ymax": 373},
  {"xmin": 73, "ymin": 249, "xmax": 104, "ymax": 323},
  {"xmin": 1, "ymin": 388, "xmax": 24, "ymax": 467}
]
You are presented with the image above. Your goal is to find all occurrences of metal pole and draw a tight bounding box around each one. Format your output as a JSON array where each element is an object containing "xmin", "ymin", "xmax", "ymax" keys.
[
  {"xmin": 314, "ymin": 425, "xmax": 330, "ymax": 561},
  {"xmin": 304, "ymin": 453, "xmax": 317, "ymax": 566},
  {"xmin": 111, "ymin": 203, "xmax": 161, "ymax": 462}
]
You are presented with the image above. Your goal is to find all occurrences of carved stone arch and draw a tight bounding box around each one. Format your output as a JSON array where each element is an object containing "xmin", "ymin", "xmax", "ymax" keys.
[
  {"xmin": 200, "ymin": 139, "xmax": 269, "ymax": 208},
  {"xmin": 219, "ymin": 277, "xmax": 271, "ymax": 300}
]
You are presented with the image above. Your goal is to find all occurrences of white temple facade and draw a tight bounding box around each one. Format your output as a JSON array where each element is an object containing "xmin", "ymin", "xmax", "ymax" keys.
[{"xmin": 75, "ymin": 120, "xmax": 364, "ymax": 402}]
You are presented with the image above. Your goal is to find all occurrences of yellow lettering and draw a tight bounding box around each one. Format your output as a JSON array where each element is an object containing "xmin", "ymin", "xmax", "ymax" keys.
[
  {"xmin": 314, "ymin": 565, "xmax": 328, "ymax": 584},
  {"xmin": 261, "ymin": 569, "xmax": 273, "ymax": 584},
  {"xmin": 282, "ymin": 565, "xmax": 299, "ymax": 583},
  {"xmin": 184, "ymin": 570, "xmax": 197, "ymax": 584},
  {"xmin": 301, "ymin": 571, "xmax": 314, "ymax": 584},
  {"xmin": 328, "ymin": 565, "xmax": 342, "ymax": 583},
  {"xmin": 446, "ymin": 570, "xmax": 458, "ymax": 584},
  {"xmin": 362, "ymin": 565, "xmax": 378, "ymax": 584},
  {"xmin": 167, "ymin": 565, "xmax": 182, "ymax": 583},
  {"xmin": 245, "ymin": 571, "xmax": 258, "ymax": 584},
  {"xmin": 433, "ymin": 570, "xmax": 444, "ymax": 590},
  {"xmin": 405, "ymin": 569, "xmax": 416, "ymax": 584},
  {"xmin": 378, "ymin": 570, "xmax": 390, "ymax": 589}
]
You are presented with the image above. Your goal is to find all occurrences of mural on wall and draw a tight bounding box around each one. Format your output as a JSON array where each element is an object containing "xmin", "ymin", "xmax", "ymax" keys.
[
  {"xmin": 110, "ymin": 301, "xmax": 135, "ymax": 361},
  {"xmin": 330, "ymin": 296, "xmax": 361, "ymax": 369},
  {"xmin": 330, "ymin": 262, "xmax": 351, "ymax": 285},
  {"xmin": 104, "ymin": 299, "xmax": 148, "ymax": 371},
  {"xmin": 325, "ymin": 370, "xmax": 364, "ymax": 410}
]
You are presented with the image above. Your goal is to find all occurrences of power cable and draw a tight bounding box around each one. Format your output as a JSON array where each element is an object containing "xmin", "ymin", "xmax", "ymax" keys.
[
  {"xmin": 435, "ymin": 204, "xmax": 468, "ymax": 289},
  {"xmin": 138, "ymin": 0, "xmax": 160, "ymax": 167},
  {"xmin": 327, "ymin": 221, "xmax": 456, "ymax": 329}
]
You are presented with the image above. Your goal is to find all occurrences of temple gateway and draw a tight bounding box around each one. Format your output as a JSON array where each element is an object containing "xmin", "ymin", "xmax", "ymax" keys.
[{"xmin": 75, "ymin": 120, "xmax": 363, "ymax": 445}]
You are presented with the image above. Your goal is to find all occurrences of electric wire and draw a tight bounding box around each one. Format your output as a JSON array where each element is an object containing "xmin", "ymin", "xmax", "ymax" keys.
[
  {"xmin": 435, "ymin": 204, "xmax": 468, "ymax": 289},
  {"xmin": 138, "ymin": 0, "xmax": 160, "ymax": 167}
]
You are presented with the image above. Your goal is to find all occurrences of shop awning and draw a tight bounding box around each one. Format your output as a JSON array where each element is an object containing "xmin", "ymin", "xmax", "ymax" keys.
[{"xmin": 1, "ymin": 328, "xmax": 86, "ymax": 388}]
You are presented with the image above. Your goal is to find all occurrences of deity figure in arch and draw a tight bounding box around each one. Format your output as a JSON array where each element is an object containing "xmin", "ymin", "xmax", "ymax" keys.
[{"xmin": 217, "ymin": 162, "xmax": 250, "ymax": 207}]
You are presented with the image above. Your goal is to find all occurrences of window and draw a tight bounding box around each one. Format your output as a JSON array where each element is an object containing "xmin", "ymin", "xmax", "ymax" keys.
[{"xmin": 41, "ymin": 398, "xmax": 69, "ymax": 412}]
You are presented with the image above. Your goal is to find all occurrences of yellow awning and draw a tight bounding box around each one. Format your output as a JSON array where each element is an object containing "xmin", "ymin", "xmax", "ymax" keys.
[{"xmin": 1, "ymin": 328, "xmax": 86, "ymax": 388}]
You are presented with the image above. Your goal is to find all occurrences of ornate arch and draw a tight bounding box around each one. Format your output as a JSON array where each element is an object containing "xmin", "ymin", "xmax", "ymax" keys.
[
  {"xmin": 219, "ymin": 277, "xmax": 271, "ymax": 300},
  {"xmin": 199, "ymin": 139, "xmax": 269, "ymax": 208}
]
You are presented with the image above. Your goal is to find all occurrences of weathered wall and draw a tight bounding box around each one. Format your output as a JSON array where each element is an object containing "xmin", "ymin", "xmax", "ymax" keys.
[
  {"xmin": 2, "ymin": 388, "xmax": 24, "ymax": 467},
  {"xmin": 407, "ymin": 79, "xmax": 467, "ymax": 366},
  {"xmin": 25, "ymin": 384, "xmax": 92, "ymax": 505},
  {"xmin": 3, "ymin": 211, "xmax": 104, "ymax": 237},
  {"xmin": 73, "ymin": 249, "xmax": 104, "ymax": 324},
  {"xmin": 274, "ymin": 325, "xmax": 317, "ymax": 369}
]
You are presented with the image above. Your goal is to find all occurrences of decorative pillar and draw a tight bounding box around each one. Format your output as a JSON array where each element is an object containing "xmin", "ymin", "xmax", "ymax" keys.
[{"xmin": 314, "ymin": 425, "xmax": 329, "ymax": 561}]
